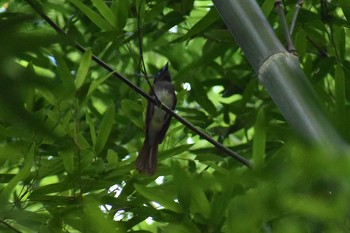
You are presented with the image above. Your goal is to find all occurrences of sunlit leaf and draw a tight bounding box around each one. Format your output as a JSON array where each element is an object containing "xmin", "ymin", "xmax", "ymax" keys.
[
  {"xmin": 68, "ymin": 0, "xmax": 113, "ymax": 30},
  {"xmin": 91, "ymin": 0, "xmax": 118, "ymax": 28}
]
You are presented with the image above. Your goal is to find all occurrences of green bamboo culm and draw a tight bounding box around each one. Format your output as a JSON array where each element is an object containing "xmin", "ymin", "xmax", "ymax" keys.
[{"xmin": 212, "ymin": 0, "xmax": 349, "ymax": 152}]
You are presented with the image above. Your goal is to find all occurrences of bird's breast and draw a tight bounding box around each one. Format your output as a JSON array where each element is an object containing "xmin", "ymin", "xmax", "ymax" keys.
[
  {"xmin": 155, "ymin": 89, "xmax": 174, "ymax": 108},
  {"xmin": 152, "ymin": 89, "xmax": 172, "ymax": 124}
]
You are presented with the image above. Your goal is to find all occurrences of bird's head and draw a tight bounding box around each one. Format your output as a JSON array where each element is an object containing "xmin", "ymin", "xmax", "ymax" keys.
[{"xmin": 155, "ymin": 62, "xmax": 171, "ymax": 82}]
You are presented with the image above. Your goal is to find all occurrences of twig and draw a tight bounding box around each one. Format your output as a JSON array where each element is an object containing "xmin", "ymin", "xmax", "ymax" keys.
[
  {"xmin": 275, "ymin": 0, "xmax": 296, "ymax": 54},
  {"xmin": 289, "ymin": 0, "xmax": 304, "ymax": 35},
  {"xmin": 137, "ymin": 1, "xmax": 152, "ymax": 89},
  {"xmin": 0, "ymin": 219, "xmax": 22, "ymax": 233},
  {"xmin": 136, "ymin": 1, "xmax": 158, "ymax": 101}
]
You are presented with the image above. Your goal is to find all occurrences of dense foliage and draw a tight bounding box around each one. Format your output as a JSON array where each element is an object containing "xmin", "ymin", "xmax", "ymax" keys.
[{"xmin": 0, "ymin": 0, "xmax": 350, "ymax": 232}]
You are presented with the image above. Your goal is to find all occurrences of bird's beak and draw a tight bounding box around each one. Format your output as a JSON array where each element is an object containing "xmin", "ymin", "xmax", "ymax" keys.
[{"xmin": 163, "ymin": 62, "xmax": 169, "ymax": 71}]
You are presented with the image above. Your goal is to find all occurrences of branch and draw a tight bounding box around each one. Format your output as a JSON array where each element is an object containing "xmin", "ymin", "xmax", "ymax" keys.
[
  {"xmin": 274, "ymin": 0, "xmax": 296, "ymax": 54},
  {"xmin": 289, "ymin": 0, "xmax": 304, "ymax": 35},
  {"xmin": 0, "ymin": 219, "xmax": 22, "ymax": 233},
  {"xmin": 25, "ymin": 0, "xmax": 252, "ymax": 168}
]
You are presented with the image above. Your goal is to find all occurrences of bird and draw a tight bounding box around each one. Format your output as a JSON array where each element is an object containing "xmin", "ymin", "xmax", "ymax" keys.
[{"xmin": 136, "ymin": 63, "xmax": 177, "ymax": 175}]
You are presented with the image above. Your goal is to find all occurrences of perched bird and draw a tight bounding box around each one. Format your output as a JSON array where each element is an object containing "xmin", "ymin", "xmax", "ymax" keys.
[{"xmin": 136, "ymin": 63, "xmax": 177, "ymax": 175}]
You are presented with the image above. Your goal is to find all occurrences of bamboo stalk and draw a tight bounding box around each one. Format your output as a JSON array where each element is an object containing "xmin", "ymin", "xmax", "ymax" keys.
[{"xmin": 212, "ymin": 0, "xmax": 348, "ymax": 152}]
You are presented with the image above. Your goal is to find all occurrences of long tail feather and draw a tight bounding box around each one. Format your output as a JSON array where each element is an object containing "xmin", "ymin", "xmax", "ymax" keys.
[{"xmin": 136, "ymin": 141, "xmax": 158, "ymax": 175}]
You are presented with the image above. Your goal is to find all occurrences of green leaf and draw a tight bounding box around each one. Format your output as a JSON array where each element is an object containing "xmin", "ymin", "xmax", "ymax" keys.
[
  {"xmin": 83, "ymin": 196, "xmax": 125, "ymax": 233},
  {"xmin": 4, "ymin": 209, "xmax": 50, "ymax": 231},
  {"xmin": 337, "ymin": 0, "xmax": 350, "ymax": 7},
  {"xmin": 253, "ymin": 107, "xmax": 266, "ymax": 170},
  {"xmin": 107, "ymin": 149, "xmax": 119, "ymax": 164},
  {"xmin": 87, "ymin": 72, "xmax": 114, "ymax": 97},
  {"xmin": 24, "ymin": 63, "xmax": 36, "ymax": 111},
  {"xmin": 342, "ymin": 5, "xmax": 350, "ymax": 25},
  {"xmin": 0, "ymin": 143, "xmax": 35, "ymax": 201},
  {"xmin": 176, "ymin": 7, "xmax": 219, "ymax": 42},
  {"xmin": 29, "ymin": 183, "xmax": 72, "ymax": 198},
  {"xmin": 111, "ymin": 0, "xmax": 129, "ymax": 30},
  {"xmin": 86, "ymin": 111, "xmax": 97, "ymax": 146},
  {"xmin": 75, "ymin": 48, "xmax": 92, "ymax": 89},
  {"xmin": 332, "ymin": 25, "xmax": 345, "ymax": 60},
  {"xmin": 121, "ymin": 99, "xmax": 143, "ymax": 129},
  {"xmin": 134, "ymin": 183, "xmax": 183, "ymax": 213},
  {"xmin": 191, "ymin": 79, "xmax": 218, "ymax": 116},
  {"xmin": 188, "ymin": 181, "xmax": 211, "ymax": 219},
  {"xmin": 95, "ymin": 103, "xmax": 115, "ymax": 154},
  {"xmin": 55, "ymin": 52, "xmax": 75, "ymax": 94},
  {"xmin": 91, "ymin": 0, "xmax": 118, "ymax": 28},
  {"xmin": 172, "ymin": 162, "xmax": 211, "ymax": 219},
  {"xmin": 145, "ymin": 1, "xmax": 166, "ymax": 23},
  {"xmin": 261, "ymin": 0, "xmax": 275, "ymax": 16},
  {"xmin": 161, "ymin": 224, "xmax": 200, "ymax": 233},
  {"xmin": 241, "ymin": 79, "xmax": 258, "ymax": 106},
  {"xmin": 68, "ymin": 0, "xmax": 113, "ymax": 30},
  {"xmin": 295, "ymin": 29, "xmax": 307, "ymax": 58},
  {"xmin": 160, "ymin": 144, "xmax": 194, "ymax": 160},
  {"xmin": 335, "ymin": 64, "xmax": 346, "ymax": 127},
  {"xmin": 178, "ymin": 107, "xmax": 212, "ymax": 127},
  {"xmin": 59, "ymin": 149, "xmax": 74, "ymax": 174},
  {"xmin": 135, "ymin": 0, "xmax": 145, "ymax": 16}
]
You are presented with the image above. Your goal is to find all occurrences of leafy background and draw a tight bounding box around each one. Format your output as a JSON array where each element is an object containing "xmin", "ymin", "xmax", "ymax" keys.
[{"xmin": 0, "ymin": 0, "xmax": 350, "ymax": 232}]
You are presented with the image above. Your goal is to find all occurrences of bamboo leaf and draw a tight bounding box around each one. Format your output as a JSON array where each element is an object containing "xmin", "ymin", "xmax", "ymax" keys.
[
  {"xmin": 24, "ymin": 63, "xmax": 36, "ymax": 111},
  {"xmin": 75, "ymin": 48, "xmax": 92, "ymax": 89},
  {"xmin": 59, "ymin": 149, "xmax": 74, "ymax": 174},
  {"xmin": 91, "ymin": 0, "xmax": 117, "ymax": 28},
  {"xmin": 261, "ymin": 0, "xmax": 275, "ymax": 16},
  {"xmin": 172, "ymin": 162, "xmax": 211, "ymax": 219},
  {"xmin": 86, "ymin": 111, "xmax": 97, "ymax": 146},
  {"xmin": 335, "ymin": 64, "xmax": 346, "ymax": 125},
  {"xmin": 95, "ymin": 103, "xmax": 115, "ymax": 154},
  {"xmin": 111, "ymin": 0, "xmax": 129, "ymax": 30},
  {"xmin": 333, "ymin": 25, "xmax": 345, "ymax": 60},
  {"xmin": 191, "ymin": 79, "xmax": 218, "ymax": 116},
  {"xmin": 134, "ymin": 184, "xmax": 183, "ymax": 213},
  {"xmin": 87, "ymin": 72, "xmax": 113, "ymax": 97},
  {"xmin": 253, "ymin": 108, "xmax": 266, "ymax": 170},
  {"xmin": 0, "ymin": 144, "xmax": 35, "ymax": 201},
  {"xmin": 55, "ymin": 53, "xmax": 75, "ymax": 94},
  {"xmin": 83, "ymin": 196, "xmax": 124, "ymax": 233},
  {"xmin": 121, "ymin": 99, "xmax": 143, "ymax": 129},
  {"xmin": 176, "ymin": 7, "xmax": 219, "ymax": 42},
  {"xmin": 68, "ymin": 0, "xmax": 113, "ymax": 30}
]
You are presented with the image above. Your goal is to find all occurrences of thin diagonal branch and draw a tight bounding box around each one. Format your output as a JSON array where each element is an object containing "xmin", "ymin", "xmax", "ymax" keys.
[
  {"xmin": 137, "ymin": 0, "xmax": 151, "ymax": 89},
  {"xmin": 25, "ymin": 0, "xmax": 252, "ymax": 168},
  {"xmin": 275, "ymin": 0, "xmax": 296, "ymax": 53},
  {"xmin": 289, "ymin": 0, "xmax": 304, "ymax": 35},
  {"xmin": 136, "ymin": 1, "xmax": 158, "ymax": 101},
  {"xmin": 0, "ymin": 219, "xmax": 22, "ymax": 233}
]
